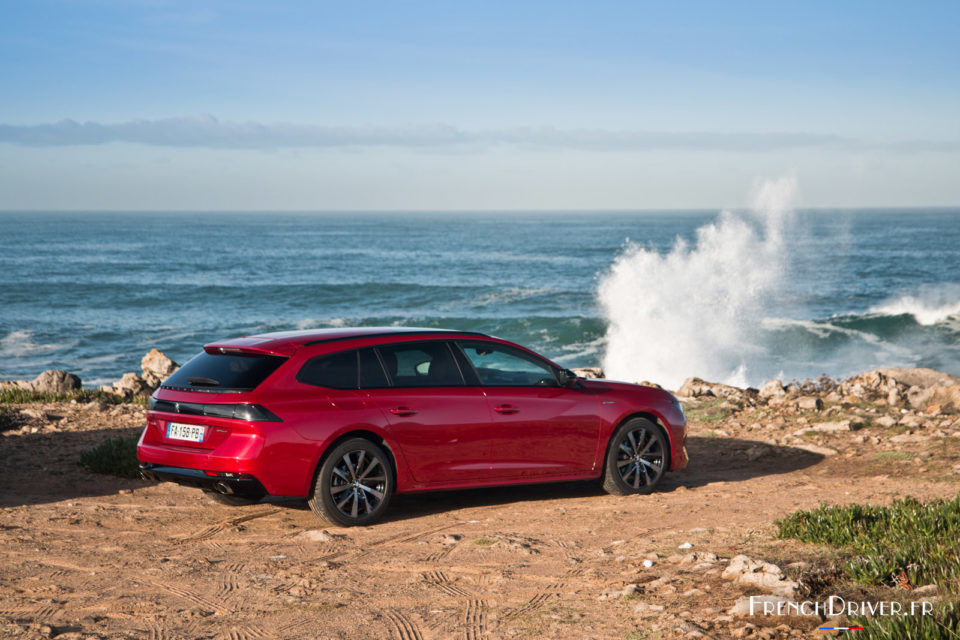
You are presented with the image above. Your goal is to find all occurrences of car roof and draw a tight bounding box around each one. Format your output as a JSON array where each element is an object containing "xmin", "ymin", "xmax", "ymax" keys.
[{"xmin": 203, "ymin": 327, "xmax": 492, "ymax": 357}]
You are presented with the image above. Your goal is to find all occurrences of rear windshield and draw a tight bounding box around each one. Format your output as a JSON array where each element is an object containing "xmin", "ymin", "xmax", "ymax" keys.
[{"xmin": 162, "ymin": 352, "xmax": 287, "ymax": 392}]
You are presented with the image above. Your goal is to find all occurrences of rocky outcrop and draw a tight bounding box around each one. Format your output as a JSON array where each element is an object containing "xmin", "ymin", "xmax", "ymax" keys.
[
  {"xmin": 141, "ymin": 348, "xmax": 179, "ymax": 388},
  {"xmin": 102, "ymin": 349, "xmax": 179, "ymax": 399},
  {"xmin": 837, "ymin": 368, "xmax": 960, "ymax": 411},
  {"xmin": 0, "ymin": 370, "xmax": 82, "ymax": 394},
  {"xmin": 571, "ymin": 367, "xmax": 604, "ymax": 379},
  {"xmin": 676, "ymin": 377, "xmax": 758, "ymax": 404}
]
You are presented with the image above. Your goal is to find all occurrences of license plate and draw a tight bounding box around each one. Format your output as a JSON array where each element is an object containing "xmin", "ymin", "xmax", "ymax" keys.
[{"xmin": 166, "ymin": 422, "xmax": 205, "ymax": 443}]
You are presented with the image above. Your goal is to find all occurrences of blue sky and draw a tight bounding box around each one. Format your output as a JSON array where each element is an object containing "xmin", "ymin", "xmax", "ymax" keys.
[{"xmin": 1, "ymin": 0, "xmax": 958, "ymax": 210}]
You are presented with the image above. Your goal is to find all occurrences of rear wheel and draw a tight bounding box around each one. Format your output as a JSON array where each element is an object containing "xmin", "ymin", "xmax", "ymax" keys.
[
  {"xmin": 308, "ymin": 438, "xmax": 394, "ymax": 526},
  {"xmin": 602, "ymin": 417, "xmax": 668, "ymax": 496}
]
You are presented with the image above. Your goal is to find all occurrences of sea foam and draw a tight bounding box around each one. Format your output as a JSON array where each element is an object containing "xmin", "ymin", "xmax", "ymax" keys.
[
  {"xmin": 598, "ymin": 177, "xmax": 796, "ymax": 389},
  {"xmin": 868, "ymin": 287, "xmax": 960, "ymax": 327}
]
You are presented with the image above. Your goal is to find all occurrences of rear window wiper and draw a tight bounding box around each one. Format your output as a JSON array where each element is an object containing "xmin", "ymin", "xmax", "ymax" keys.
[{"xmin": 187, "ymin": 377, "xmax": 221, "ymax": 387}]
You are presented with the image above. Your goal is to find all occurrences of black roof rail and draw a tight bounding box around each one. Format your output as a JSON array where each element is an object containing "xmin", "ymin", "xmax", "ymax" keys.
[{"xmin": 302, "ymin": 330, "xmax": 491, "ymax": 347}]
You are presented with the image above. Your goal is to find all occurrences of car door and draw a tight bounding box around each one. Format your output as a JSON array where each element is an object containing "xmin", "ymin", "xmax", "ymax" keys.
[
  {"xmin": 455, "ymin": 340, "xmax": 600, "ymax": 479},
  {"xmin": 361, "ymin": 340, "xmax": 495, "ymax": 486}
]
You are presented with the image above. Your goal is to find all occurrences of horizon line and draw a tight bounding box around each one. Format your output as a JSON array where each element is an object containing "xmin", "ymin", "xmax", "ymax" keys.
[{"xmin": 2, "ymin": 205, "xmax": 960, "ymax": 215}]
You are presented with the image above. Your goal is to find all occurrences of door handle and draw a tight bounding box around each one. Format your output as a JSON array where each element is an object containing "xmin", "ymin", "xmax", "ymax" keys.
[
  {"xmin": 390, "ymin": 406, "xmax": 418, "ymax": 417},
  {"xmin": 494, "ymin": 404, "xmax": 519, "ymax": 415}
]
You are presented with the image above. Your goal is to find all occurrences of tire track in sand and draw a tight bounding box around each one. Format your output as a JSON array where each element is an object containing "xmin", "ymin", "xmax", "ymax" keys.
[{"xmin": 384, "ymin": 610, "xmax": 425, "ymax": 640}]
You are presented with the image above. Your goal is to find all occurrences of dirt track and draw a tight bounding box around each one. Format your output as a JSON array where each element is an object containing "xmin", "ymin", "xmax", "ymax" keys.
[{"xmin": 2, "ymin": 399, "xmax": 959, "ymax": 639}]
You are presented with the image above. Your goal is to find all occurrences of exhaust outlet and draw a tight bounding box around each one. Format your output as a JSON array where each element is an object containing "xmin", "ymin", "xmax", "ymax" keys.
[{"xmin": 214, "ymin": 481, "xmax": 234, "ymax": 495}]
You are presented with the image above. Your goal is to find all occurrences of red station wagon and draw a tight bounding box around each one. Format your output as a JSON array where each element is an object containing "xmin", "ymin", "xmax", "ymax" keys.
[{"xmin": 138, "ymin": 328, "xmax": 688, "ymax": 526}]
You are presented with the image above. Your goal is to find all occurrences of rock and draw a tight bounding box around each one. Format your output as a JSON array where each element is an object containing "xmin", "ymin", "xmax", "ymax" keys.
[
  {"xmin": 745, "ymin": 444, "xmax": 775, "ymax": 461},
  {"xmin": 914, "ymin": 584, "xmax": 938, "ymax": 596},
  {"xmin": 598, "ymin": 583, "xmax": 639, "ymax": 600},
  {"xmin": 759, "ymin": 379, "xmax": 786, "ymax": 400},
  {"xmin": 876, "ymin": 415, "xmax": 897, "ymax": 427},
  {"xmin": 794, "ymin": 443, "xmax": 838, "ymax": 456},
  {"xmin": 104, "ymin": 372, "xmax": 151, "ymax": 399},
  {"xmin": 571, "ymin": 367, "xmax": 604, "ymax": 379},
  {"xmin": 732, "ymin": 623, "xmax": 757, "ymax": 638},
  {"xmin": 676, "ymin": 377, "xmax": 755, "ymax": 402},
  {"xmin": 722, "ymin": 555, "xmax": 799, "ymax": 598},
  {"xmin": 795, "ymin": 396, "xmax": 824, "ymax": 412},
  {"xmin": 297, "ymin": 529, "xmax": 346, "ymax": 543},
  {"xmin": 441, "ymin": 534, "xmax": 462, "ymax": 546},
  {"xmin": 875, "ymin": 368, "xmax": 960, "ymax": 389},
  {"xmin": 11, "ymin": 370, "xmax": 82, "ymax": 394},
  {"xmin": 927, "ymin": 385, "xmax": 960, "ymax": 413},
  {"xmin": 804, "ymin": 420, "xmax": 852, "ymax": 433},
  {"xmin": 141, "ymin": 349, "xmax": 179, "ymax": 388},
  {"xmin": 678, "ymin": 542, "xmax": 693, "ymax": 549},
  {"xmin": 680, "ymin": 552, "xmax": 719, "ymax": 565},
  {"xmin": 634, "ymin": 601, "xmax": 665, "ymax": 615}
]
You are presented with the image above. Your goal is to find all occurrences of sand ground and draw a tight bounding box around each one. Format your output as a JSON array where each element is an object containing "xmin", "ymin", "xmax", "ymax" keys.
[{"xmin": 2, "ymin": 399, "xmax": 958, "ymax": 639}]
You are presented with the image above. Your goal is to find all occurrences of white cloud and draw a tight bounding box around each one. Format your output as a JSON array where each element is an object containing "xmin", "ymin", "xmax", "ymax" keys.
[{"xmin": 2, "ymin": 115, "xmax": 958, "ymax": 153}]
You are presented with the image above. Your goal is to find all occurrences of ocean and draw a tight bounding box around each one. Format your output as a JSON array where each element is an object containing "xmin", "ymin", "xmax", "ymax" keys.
[{"xmin": 1, "ymin": 201, "xmax": 959, "ymax": 390}]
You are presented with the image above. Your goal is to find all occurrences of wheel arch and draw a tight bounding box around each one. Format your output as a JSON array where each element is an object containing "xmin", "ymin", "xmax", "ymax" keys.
[
  {"xmin": 308, "ymin": 429, "xmax": 399, "ymax": 499},
  {"xmin": 602, "ymin": 411, "xmax": 673, "ymax": 473}
]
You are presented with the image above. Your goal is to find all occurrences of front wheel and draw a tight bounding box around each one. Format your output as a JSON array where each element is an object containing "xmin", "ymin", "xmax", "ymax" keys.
[
  {"xmin": 308, "ymin": 438, "xmax": 394, "ymax": 526},
  {"xmin": 602, "ymin": 418, "xmax": 668, "ymax": 496}
]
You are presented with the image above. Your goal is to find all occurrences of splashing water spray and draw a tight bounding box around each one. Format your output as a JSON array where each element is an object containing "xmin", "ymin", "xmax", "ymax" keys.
[{"xmin": 598, "ymin": 176, "xmax": 797, "ymax": 389}]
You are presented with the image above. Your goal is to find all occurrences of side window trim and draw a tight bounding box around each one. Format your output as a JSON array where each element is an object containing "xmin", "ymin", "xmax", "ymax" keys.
[
  {"xmin": 442, "ymin": 340, "xmax": 471, "ymax": 387},
  {"xmin": 450, "ymin": 341, "xmax": 482, "ymax": 386},
  {"xmin": 371, "ymin": 347, "xmax": 394, "ymax": 388}
]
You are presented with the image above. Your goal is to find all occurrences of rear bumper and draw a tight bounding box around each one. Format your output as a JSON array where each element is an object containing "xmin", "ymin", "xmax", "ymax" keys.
[{"xmin": 139, "ymin": 463, "xmax": 267, "ymax": 499}]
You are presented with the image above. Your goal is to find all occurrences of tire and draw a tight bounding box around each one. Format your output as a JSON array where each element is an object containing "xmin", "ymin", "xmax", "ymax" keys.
[
  {"xmin": 202, "ymin": 490, "xmax": 262, "ymax": 506},
  {"xmin": 602, "ymin": 417, "xmax": 668, "ymax": 496},
  {"xmin": 308, "ymin": 438, "xmax": 394, "ymax": 527}
]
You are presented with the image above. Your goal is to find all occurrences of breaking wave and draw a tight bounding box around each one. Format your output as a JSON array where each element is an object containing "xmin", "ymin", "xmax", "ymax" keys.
[{"xmin": 598, "ymin": 177, "xmax": 797, "ymax": 389}]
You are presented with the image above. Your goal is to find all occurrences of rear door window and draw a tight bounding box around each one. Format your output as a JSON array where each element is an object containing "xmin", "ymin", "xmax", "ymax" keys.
[
  {"xmin": 297, "ymin": 350, "xmax": 358, "ymax": 389},
  {"xmin": 376, "ymin": 341, "xmax": 464, "ymax": 387},
  {"xmin": 162, "ymin": 352, "xmax": 287, "ymax": 392},
  {"xmin": 297, "ymin": 347, "xmax": 389, "ymax": 389}
]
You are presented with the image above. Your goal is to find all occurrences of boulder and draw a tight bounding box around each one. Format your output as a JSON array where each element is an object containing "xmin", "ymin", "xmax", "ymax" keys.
[
  {"xmin": 676, "ymin": 377, "xmax": 756, "ymax": 402},
  {"xmin": 873, "ymin": 368, "xmax": 960, "ymax": 389},
  {"xmin": 795, "ymin": 396, "xmax": 824, "ymax": 412},
  {"xmin": 758, "ymin": 379, "xmax": 786, "ymax": 400},
  {"xmin": 722, "ymin": 555, "xmax": 799, "ymax": 598},
  {"xmin": 141, "ymin": 348, "xmax": 179, "ymax": 388},
  {"xmin": 103, "ymin": 372, "xmax": 151, "ymax": 399},
  {"xmin": 571, "ymin": 367, "xmax": 604, "ymax": 379},
  {"xmin": 15, "ymin": 370, "xmax": 82, "ymax": 394},
  {"xmin": 839, "ymin": 368, "xmax": 960, "ymax": 408}
]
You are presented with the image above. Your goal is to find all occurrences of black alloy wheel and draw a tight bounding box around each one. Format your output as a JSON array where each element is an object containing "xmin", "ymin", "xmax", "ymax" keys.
[
  {"xmin": 309, "ymin": 437, "xmax": 394, "ymax": 526},
  {"xmin": 602, "ymin": 417, "xmax": 668, "ymax": 495}
]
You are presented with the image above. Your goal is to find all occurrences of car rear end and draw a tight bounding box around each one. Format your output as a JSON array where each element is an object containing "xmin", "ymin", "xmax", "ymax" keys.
[{"xmin": 137, "ymin": 345, "xmax": 290, "ymax": 500}]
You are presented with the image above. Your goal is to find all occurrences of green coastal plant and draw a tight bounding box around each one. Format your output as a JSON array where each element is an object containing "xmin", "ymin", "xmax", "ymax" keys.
[
  {"xmin": 78, "ymin": 436, "xmax": 141, "ymax": 478},
  {"xmin": 0, "ymin": 387, "xmax": 146, "ymax": 404},
  {"xmin": 777, "ymin": 497, "xmax": 960, "ymax": 638}
]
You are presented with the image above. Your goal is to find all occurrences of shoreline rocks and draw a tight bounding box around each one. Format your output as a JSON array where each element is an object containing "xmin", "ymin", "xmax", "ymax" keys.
[
  {"xmin": 0, "ymin": 369, "xmax": 82, "ymax": 394},
  {"xmin": 102, "ymin": 349, "xmax": 179, "ymax": 399}
]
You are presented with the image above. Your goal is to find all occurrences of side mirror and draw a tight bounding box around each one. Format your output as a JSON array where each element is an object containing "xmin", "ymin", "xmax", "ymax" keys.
[{"xmin": 556, "ymin": 368, "xmax": 579, "ymax": 388}]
